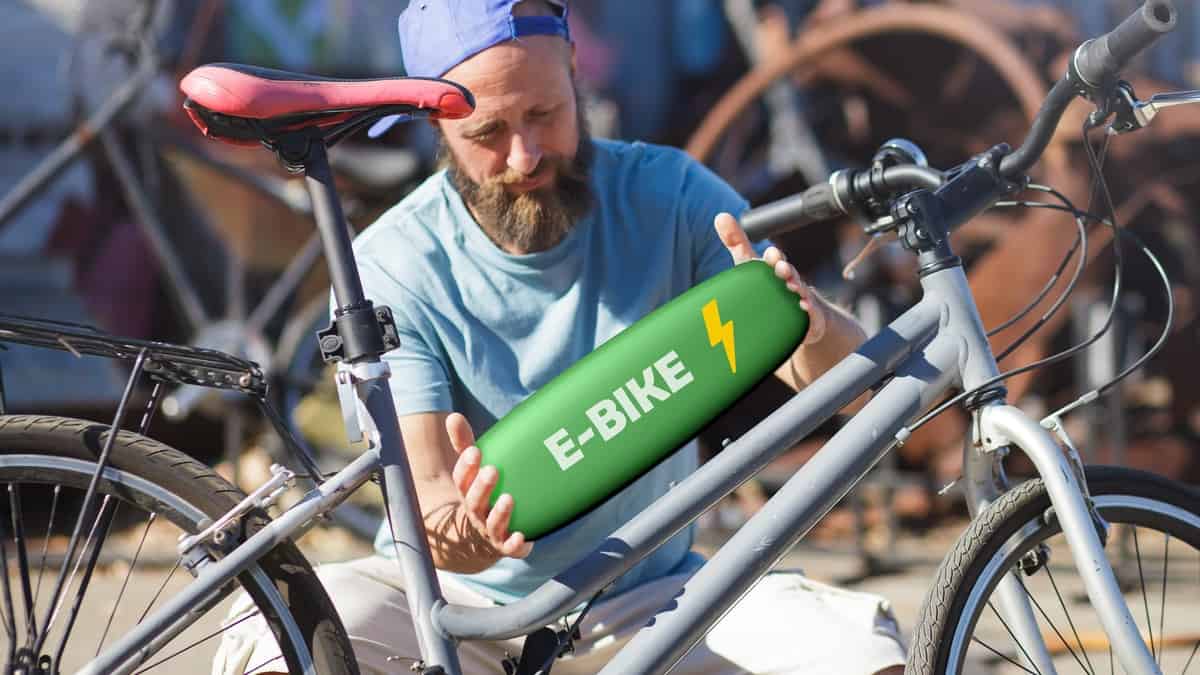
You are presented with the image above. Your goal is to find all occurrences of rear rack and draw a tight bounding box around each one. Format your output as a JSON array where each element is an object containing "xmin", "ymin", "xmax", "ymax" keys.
[
  {"xmin": 0, "ymin": 313, "xmax": 329, "ymax": 484},
  {"xmin": 0, "ymin": 314, "xmax": 267, "ymax": 397}
]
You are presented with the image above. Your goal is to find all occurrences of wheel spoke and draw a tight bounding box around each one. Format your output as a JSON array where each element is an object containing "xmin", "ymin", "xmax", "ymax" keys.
[
  {"xmin": 1132, "ymin": 527, "xmax": 1156, "ymax": 659},
  {"xmin": 1042, "ymin": 564, "xmax": 1096, "ymax": 673},
  {"xmin": 98, "ymin": 512, "xmax": 157, "ymax": 655},
  {"xmin": 1182, "ymin": 637, "xmax": 1199, "ymax": 674},
  {"xmin": 0, "ymin": 495, "xmax": 20, "ymax": 660},
  {"xmin": 1158, "ymin": 532, "xmax": 1167, "ymax": 667},
  {"xmin": 1018, "ymin": 577, "xmax": 1093, "ymax": 674},
  {"xmin": 138, "ymin": 561, "xmax": 181, "ymax": 625},
  {"xmin": 9, "ymin": 483, "xmax": 38, "ymax": 643},
  {"xmin": 988, "ymin": 600, "xmax": 1045, "ymax": 675},
  {"xmin": 1188, "ymin": 550, "xmax": 1200, "ymax": 673},
  {"xmin": 44, "ymin": 495, "xmax": 111, "ymax": 642},
  {"xmin": 131, "ymin": 608, "xmax": 262, "ymax": 673},
  {"xmin": 971, "ymin": 635, "xmax": 1038, "ymax": 674},
  {"xmin": 244, "ymin": 653, "xmax": 285, "ymax": 674},
  {"xmin": 54, "ymin": 497, "xmax": 120, "ymax": 667},
  {"xmin": 35, "ymin": 490, "xmax": 99, "ymax": 656},
  {"xmin": 33, "ymin": 485, "xmax": 61, "ymax": 613}
]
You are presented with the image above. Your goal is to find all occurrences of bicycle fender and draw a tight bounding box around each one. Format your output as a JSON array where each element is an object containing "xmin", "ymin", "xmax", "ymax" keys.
[{"xmin": 476, "ymin": 261, "xmax": 809, "ymax": 539}]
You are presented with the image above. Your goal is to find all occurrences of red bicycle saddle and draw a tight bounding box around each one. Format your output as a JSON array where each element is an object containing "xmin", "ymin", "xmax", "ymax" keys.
[{"xmin": 180, "ymin": 63, "xmax": 474, "ymax": 147}]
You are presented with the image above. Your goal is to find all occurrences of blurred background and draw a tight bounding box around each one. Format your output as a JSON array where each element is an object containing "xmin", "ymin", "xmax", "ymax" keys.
[{"xmin": 0, "ymin": 0, "xmax": 1198, "ymax": 574}]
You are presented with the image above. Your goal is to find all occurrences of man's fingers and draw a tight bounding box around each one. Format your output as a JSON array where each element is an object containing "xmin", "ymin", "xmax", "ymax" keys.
[
  {"xmin": 773, "ymin": 259, "xmax": 797, "ymax": 284},
  {"xmin": 485, "ymin": 496, "xmax": 533, "ymax": 558},
  {"xmin": 799, "ymin": 288, "xmax": 828, "ymax": 345},
  {"xmin": 763, "ymin": 245, "xmax": 785, "ymax": 267},
  {"xmin": 715, "ymin": 212, "xmax": 757, "ymax": 264},
  {"xmin": 445, "ymin": 412, "xmax": 477, "ymax": 453},
  {"xmin": 452, "ymin": 446, "xmax": 481, "ymax": 495},
  {"xmin": 500, "ymin": 532, "xmax": 533, "ymax": 558},
  {"xmin": 486, "ymin": 493, "xmax": 514, "ymax": 543},
  {"xmin": 447, "ymin": 412, "xmax": 532, "ymax": 557},
  {"xmin": 464, "ymin": 465, "xmax": 498, "ymax": 522}
]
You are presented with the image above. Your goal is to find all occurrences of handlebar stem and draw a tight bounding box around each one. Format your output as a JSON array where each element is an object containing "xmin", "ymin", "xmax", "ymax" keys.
[{"xmin": 894, "ymin": 146, "xmax": 1021, "ymax": 272}]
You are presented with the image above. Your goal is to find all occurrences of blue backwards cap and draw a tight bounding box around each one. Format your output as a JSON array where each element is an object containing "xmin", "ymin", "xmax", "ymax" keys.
[{"xmin": 370, "ymin": 0, "xmax": 571, "ymax": 138}]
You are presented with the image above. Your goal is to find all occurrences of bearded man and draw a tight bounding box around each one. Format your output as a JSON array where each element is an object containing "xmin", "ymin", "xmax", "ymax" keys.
[{"xmin": 217, "ymin": 1, "xmax": 906, "ymax": 673}]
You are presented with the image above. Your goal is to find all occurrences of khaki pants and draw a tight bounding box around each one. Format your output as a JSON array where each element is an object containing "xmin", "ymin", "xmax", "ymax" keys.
[{"xmin": 214, "ymin": 555, "xmax": 906, "ymax": 675}]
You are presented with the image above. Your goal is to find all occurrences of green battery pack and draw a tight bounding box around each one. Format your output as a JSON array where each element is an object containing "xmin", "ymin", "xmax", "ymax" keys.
[{"xmin": 477, "ymin": 260, "xmax": 809, "ymax": 539}]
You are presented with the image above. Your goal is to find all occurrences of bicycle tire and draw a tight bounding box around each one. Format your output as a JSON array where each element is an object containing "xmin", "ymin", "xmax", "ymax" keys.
[
  {"xmin": 909, "ymin": 465, "xmax": 1200, "ymax": 674},
  {"xmin": 0, "ymin": 414, "xmax": 358, "ymax": 675}
]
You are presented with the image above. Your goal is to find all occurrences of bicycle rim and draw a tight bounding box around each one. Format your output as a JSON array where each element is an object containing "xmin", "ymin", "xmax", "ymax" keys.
[
  {"xmin": 927, "ymin": 467, "xmax": 1200, "ymax": 674},
  {"xmin": 0, "ymin": 434, "xmax": 318, "ymax": 673}
]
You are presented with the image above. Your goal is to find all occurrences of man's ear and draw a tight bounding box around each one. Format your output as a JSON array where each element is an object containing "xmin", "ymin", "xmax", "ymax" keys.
[{"xmin": 569, "ymin": 42, "xmax": 577, "ymax": 76}]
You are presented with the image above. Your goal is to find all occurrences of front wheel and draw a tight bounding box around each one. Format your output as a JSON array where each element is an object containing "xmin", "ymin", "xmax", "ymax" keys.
[{"xmin": 910, "ymin": 466, "xmax": 1200, "ymax": 674}]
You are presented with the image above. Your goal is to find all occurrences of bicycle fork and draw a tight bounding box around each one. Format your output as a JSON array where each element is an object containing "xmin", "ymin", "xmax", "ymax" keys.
[{"xmin": 964, "ymin": 404, "xmax": 1160, "ymax": 675}]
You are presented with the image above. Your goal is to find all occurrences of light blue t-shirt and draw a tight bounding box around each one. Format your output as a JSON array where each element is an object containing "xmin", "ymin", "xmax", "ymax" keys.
[{"xmin": 354, "ymin": 138, "xmax": 751, "ymax": 603}]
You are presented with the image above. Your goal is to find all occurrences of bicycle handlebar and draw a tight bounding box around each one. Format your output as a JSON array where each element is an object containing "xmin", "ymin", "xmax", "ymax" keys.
[
  {"xmin": 741, "ymin": 182, "xmax": 840, "ymax": 242},
  {"xmin": 741, "ymin": 164, "xmax": 944, "ymax": 241},
  {"xmin": 1001, "ymin": 1, "xmax": 1177, "ymax": 176},
  {"xmin": 1073, "ymin": 0, "xmax": 1177, "ymax": 88},
  {"xmin": 741, "ymin": 1, "xmax": 1178, "ymax": 242}
]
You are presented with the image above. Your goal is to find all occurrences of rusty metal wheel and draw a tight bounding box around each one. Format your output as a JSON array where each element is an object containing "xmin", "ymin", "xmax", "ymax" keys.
[{"xmin": 686, "ymin": 3, "xmax": 1062, "ymax": 181}]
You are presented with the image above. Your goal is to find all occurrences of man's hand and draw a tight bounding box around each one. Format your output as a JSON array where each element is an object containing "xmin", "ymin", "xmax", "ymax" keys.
[
  {"xmin": 714, "ymin": 211, "xmax": 868, "ymax": 400},
  {"xmin": 446, "ymin": 413, "xmax": 534, "ymax": 558},
  {"xmin": 714, "ymin": 211, "xmax": 829, "ymax": 345}
]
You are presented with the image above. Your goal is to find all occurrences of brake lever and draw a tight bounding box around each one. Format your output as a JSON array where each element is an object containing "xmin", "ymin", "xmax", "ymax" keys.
[
  {"xmin": 1108, "ymin": 81, "xmax": 1200, "ymax": 134},
  {"xmin": 842, "ymin": 230, "xmax": 898, "ymax": 281}
]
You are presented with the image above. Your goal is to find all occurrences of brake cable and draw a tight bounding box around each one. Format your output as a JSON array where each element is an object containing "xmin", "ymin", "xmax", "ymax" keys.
[
  {"xmin": 987, "ymin": 185, "xmax": 1089, "ymax": 352},
  {"xmin": 900, "ymin": 118, "xmax": 1172, "ymax": 435}
]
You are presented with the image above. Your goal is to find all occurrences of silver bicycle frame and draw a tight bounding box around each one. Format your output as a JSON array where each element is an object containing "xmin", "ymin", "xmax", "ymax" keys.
[{"xmin": 83, "ymin": 262, "xmax": 1160, "ymax": 675}]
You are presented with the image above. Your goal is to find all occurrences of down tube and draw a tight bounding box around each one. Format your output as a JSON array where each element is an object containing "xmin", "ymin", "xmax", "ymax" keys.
[
  {"xmin": 434, "ymin": 299, "xmax": 941, "ymax": 642},
  {"xmin": 597, "ymin": 334, "xmax": 961, "ymax": 675}
]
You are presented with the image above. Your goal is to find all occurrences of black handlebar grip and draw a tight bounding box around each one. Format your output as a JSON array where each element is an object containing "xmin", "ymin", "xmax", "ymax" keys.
[
  {"xmin": 740, "ymin": 181, "xmax": 844, "ymax": 242},
  {"xmin": 1075, "ymin": 0, "xmax": 1176, "ymax": 87}
]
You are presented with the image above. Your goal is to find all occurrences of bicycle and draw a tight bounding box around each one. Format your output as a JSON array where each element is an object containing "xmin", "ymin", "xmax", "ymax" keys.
[{"xmin": 0, "ymin": 1, "xmax": 1197, "ymax": 673}]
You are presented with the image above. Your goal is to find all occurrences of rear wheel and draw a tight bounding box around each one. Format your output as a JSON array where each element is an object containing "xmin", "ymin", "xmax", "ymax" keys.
[
  {"xmin": 910, "ymin": 466, "xmax": 1200, "ymax": 674},
  {"xmin": 0, "ymin": 415, "xmax": 357, "ymax": 674}
]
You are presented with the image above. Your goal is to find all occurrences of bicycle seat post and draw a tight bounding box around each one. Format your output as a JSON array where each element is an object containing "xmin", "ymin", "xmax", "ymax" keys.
[
  {"xmin": 302, "ymin": 140, "xmax": 368, "ymax": 313},
  {"xmin": 294, "ymin": 134, "xmax": 462, "ymax": 674}
]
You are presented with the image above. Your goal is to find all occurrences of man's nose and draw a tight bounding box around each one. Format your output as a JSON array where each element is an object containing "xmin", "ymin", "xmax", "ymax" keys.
[{"xmin": 507, "ymin": 132, "xmax": 543, "ymax": 176}]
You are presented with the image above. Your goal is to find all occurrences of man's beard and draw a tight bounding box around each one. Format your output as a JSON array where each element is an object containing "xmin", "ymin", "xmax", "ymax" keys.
[{"xmin": 441, "ymin": 104, "xmax": 595, "ymax": 253}]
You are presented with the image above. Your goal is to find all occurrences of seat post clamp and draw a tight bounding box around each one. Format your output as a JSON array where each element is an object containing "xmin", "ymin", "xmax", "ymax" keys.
[{"xmin": 317, "ymin": 302, "xmax": 400, "ymax": 364}]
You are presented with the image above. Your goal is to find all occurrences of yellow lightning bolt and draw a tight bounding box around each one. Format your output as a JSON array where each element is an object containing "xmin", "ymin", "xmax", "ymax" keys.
[{"xmin": 702, "ymin": 299, "xmax": 736, "ymax": 373}]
